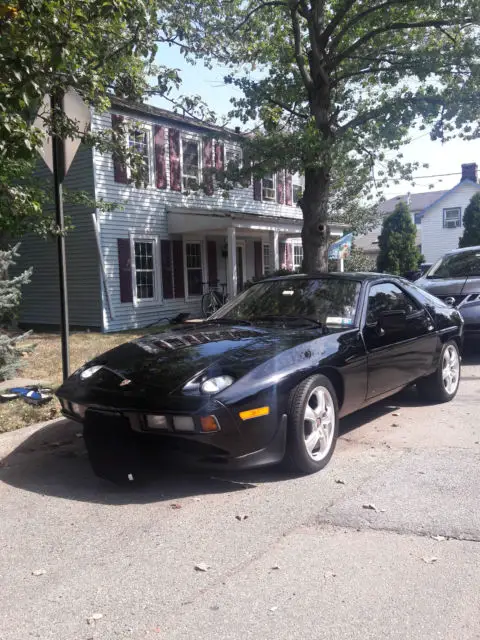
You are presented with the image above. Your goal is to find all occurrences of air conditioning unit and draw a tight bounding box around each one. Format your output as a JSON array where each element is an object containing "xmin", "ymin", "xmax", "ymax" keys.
[{"xmin": 445, "ymin": 220, "xmax": 457, "ymax": 229}]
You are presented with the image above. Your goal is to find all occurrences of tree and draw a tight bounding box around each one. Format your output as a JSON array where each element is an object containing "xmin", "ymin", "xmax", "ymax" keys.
[
  {"xmin": 459, "ymin": 192, "xmax": 480, "ymax": 248},
  {"xmin": 173, "ymin": 0, "xmax": 480, "ymax": 270},
  {"xmin": 376, "ymin": 202, "xmax": 421, "ymax": 275},
  {"xmin": 0, "ymin": 0, "xmax": 184, "ymax": 240},
  {"xmin": 0, "ymin": 245, "xmax": 32, "ymax": 380},
  {"xmin": 344, "ymin": 246, "xmax": 375, "ymax": 272}
]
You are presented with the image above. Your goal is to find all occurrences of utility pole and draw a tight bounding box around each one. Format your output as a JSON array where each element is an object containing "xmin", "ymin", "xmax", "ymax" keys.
[{"xmin": 50, "ymin": 91, "xmax": 70, "ymax": 380}]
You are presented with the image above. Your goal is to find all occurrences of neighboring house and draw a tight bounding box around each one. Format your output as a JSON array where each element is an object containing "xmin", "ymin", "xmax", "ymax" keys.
[
  {"xmin": 16, "ymin": 98, "xmax": 345, "ymax": 332},
  {"xmin": 355, "ymin": 163, "xmax": 479, "ymax": 264}
]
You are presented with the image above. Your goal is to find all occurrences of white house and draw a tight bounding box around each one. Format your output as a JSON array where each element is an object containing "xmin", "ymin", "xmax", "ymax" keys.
[
  {"xmin": 355, "ymin": 163, "xmax": 480, "ymax": 264},
  {"xmin": 17, "ymin": 98, "xmax": 345, "ymax": 332}
]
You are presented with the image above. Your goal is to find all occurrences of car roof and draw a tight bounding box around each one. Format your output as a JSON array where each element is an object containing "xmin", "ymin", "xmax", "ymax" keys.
[
  {"xmin": 443, "ymin": 245, "xmax": 480, "ymax": 256},
  {"xmin": 261, "ymin": 272, "xmax": 394, "ymax": 284}
]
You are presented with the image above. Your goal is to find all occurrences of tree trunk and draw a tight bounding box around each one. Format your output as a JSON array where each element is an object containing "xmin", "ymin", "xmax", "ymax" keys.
[{"xmin": 300, "ymin": 166, "xmax": 331, "ymax": 272}]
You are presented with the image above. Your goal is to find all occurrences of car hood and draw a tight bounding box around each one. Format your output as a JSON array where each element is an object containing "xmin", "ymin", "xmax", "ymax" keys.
[
  {"xmin": 57, "ymin": 323, "xmax": 319, "ymax": 405},
  {"xmin": 416, "ymin": 276, "xmax": 480, "ymax": 297}
]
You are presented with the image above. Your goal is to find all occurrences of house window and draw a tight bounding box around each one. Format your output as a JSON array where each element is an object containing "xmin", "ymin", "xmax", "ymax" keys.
[
  {"xmin": 182, "ymin": 139, "xmax": 201, "ymax": 189},
  {"xmin": 225, "ymin": 146, "xmax": 242, "ymax": 168},
  {"xmin": 443, "ymin": 208, "xmax": 461, "ymax": 228},
  {"xmin": 262, "ymin": 173, "xmax": 276, "ymax": 201},
  {"xmin": 263, "ymin": 244, "xmax": 271, "ymax": 275},
  {"xmin": 134, "ymin": 240, "xmax": 155, "ymax": 300},
  {"xmin": 292, "ymin": 173, "xmax": 303, "ymax": 204},
  {"xmin": 128, "ymin": 128, "xmax": 150, "ymax": 184},
  {"xmin": 414, "ymin": 212, "xmax": 422, "ymax": 225},
  {"xmin": 293, "ymin": 244, "xmax": 303, "ymax": 270},
  {"xmin": 185, "ymin": 242, "xmax": 203, "ymax": 296}
]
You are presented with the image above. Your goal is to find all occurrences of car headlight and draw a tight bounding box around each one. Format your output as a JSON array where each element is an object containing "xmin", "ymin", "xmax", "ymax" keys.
[
  {"xmin": 201, "ymin": 375, "xmax": 235, "ymax": 394},
  {"xmin": 80, "ymin": 365, "xmax": 102, "ymax": 380}
]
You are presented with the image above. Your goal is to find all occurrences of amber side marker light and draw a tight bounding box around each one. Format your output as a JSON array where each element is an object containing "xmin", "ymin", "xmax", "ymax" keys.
[
  {"xmin": 239, "ymin": 406, "xmax": 270, "ymax": 421},
  {"xmin": 200, "ymin": 415, "xmax": 220, "ymax": 432}
]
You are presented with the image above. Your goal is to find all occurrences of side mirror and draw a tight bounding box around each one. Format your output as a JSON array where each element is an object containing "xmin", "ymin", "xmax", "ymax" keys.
[{"xmin": 378, "ymin": 309, "xmax": 407, "ymax": 332}]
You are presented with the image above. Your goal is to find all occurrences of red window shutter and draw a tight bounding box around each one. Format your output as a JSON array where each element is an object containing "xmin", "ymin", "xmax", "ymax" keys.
[
  {"xmin": 169, "ymin": 128, "xmax": 181, "ymax": 192},
  {"xmin": 111, "ymin": 115, "xmax": 127, "ymax": 184},
  {"xmin": 161, "ymin": 240, "xmax": 173, "ymax": 299},
  {"xmin": 276, "ymin": 171, "xmax": 285, "ymax": 204},
  {"xmin": 285, "ymin": 173, "xmax": 293, "ymax": 205},
  {"xmin": 215, "ymin": 142, "xmax": 224, "ymax": 171},
  {"xmin": 254, "ymin": 241, "xmax": 263, "ymax": 278},
  {"xmin": 172, "ymin": 239, "xmax": 185, "ymax": 298},
  {"xmin": 154, "ymin": 126, "xmax": 167, "ymax": 189},
  {"xmin": 203, "ymin": 137, "xmax": 214, "ymax": 195},
  {"xmin": 253, "ymin": 179, "xmax": 262, "ymax": 201},
  {"xmin": 117, "ymin": 238, "xmax": 133, "ymax": 303},
  {"xmin": 207, "ymin": 240, "xmax": 218, "ymax": 285}
]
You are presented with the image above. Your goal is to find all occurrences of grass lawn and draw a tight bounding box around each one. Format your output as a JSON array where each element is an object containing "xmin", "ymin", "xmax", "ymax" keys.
[{"xmin": 0, "ymin": 328, "xmax": 155, "ymax": 433}]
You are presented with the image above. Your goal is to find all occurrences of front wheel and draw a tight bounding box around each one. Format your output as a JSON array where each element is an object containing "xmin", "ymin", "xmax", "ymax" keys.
[
  {"xmin": 201, "ymin": 291, "xmax": 221, "ymax": 318},
  {"xmin": 284, "ymin": 374, "xmax": 339, "ymax": 474},
  {"xmin": 416, "ymin": 340, "xmax": 461, "ymax": 403}
]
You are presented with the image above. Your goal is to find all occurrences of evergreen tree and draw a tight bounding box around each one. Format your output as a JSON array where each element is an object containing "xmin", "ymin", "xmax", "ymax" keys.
[
  {"xmin": 459, "ymin": 193, "xmax": 480, "ymax": 248},
  {"xmin": 377, "ymin": 203, "xmax": 421, "ymax": 275},
  {"xmin": 0, "ymin": 245, "xmax": 32, "ymax": 381}
]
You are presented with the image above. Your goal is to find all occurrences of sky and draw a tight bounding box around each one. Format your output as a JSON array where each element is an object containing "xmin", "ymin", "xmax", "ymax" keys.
[{"xmin": 150, "ymin": 45, "xmax": 480, "ymax": 200}]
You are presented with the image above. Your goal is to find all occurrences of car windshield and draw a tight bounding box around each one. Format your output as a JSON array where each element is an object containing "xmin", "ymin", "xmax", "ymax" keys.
[
  {"xmin": 209, "ymin": 277, "xmax": 361, "ymax": 328},
  {"xmin": 427, "ymin": 250, "xmax": 480, "ymax": 279}
]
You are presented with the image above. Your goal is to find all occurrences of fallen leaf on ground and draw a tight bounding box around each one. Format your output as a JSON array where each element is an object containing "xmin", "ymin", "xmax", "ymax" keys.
[
  {"xmin": 362, "ymin": 503, "xmax": 378, "ymax": 512},
  {"xmin": 87, "ymin": 613, "xmax": 103, "ymax": 624},
  {"xmin": 271, "ymin": 565, "xmax": 280, "ymax": 570},
  {"xmin": 32, "ymin": 569, "xmax": 46, "ymax": 576},
  {"xmin": 335, "ymin": 479, "xmax": 346, "ymax": 484},
  {"xmin": 235, "ymin": 514, "xmax": 249, "ymax": 521},
  {"xmin": 392, "ymin": 412, "xmax": 400, "ymax": 416},
  {"xmin": 324, "ymin": 571, "xmax": 337, "ymax": 578},
  {"xmin": 431, "ymin": 535, "xmax": 446, "ymax": 542},
  {"xmin": 422, "ymin": 556, "xmax": 438, "ymax": 564},
  {"xmin": 391, "ymin": 423, "xmax": 400, "ymax": 428},
  {"xmin": 170, "ymin": 503, "xmax": 182, "ymax": 510},
  {"xmin": 194, "ymin": 563, "xmax": 210, "ymax": 572}
]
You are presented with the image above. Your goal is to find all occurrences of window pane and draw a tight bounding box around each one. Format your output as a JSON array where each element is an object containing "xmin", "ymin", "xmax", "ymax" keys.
[
  {"xmin": 263, "ymin": 244, "xmax": 271, "ymax": 274},
  {"xmin": 187, "ymin": 269, "xmax": 203, "ymax": 295},
  {"xmin": 183, "ymin": 141, "xmax": 199, "ymax": 179},
  {"xmin": 186, "ymin": 243, "xmax": 202, "ymax": 269},
  {"xmin": 367, "ymin": 283, "xmax": 418, "ymax": 324},
  {"xmin": 262, "ymin": 173, "xmax": 275, "ymax": 201},
  {"xmin": 134, "ymin": 241, "xmax": 155, "ymax": 299},
  {"xmin": 293, "ymin": 245, "xmax": 303, "ymax": 268},
  {"xmin": 186, "ymin": 243, "xmax": 203, "ymax": 295},
  {"xmin": 129, "ymin": 130, "xmax": 149, "ymax": 183}
]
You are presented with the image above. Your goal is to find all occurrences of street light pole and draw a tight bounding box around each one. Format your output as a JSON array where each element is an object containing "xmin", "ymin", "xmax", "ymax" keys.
[{"xmin": 51, "ymin": 91, "xmax": 70, "ymax": 380}]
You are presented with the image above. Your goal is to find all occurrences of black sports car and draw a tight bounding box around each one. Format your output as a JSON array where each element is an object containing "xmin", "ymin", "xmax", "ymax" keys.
[{"xmin": 57, "ymin": 273, "xmax": 463, "ymax": 483}]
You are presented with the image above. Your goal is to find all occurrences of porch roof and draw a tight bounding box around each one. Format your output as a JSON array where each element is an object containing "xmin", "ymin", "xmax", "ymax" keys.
[{"xmin": 167, "ymin": 206, "xmax": 346, "ymax": 237}]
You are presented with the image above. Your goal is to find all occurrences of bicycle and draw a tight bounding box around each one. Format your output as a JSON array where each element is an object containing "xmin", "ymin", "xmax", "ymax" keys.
[{"xmin": 201, "ymin": 280, "xmax": 228, "ymax": 317}]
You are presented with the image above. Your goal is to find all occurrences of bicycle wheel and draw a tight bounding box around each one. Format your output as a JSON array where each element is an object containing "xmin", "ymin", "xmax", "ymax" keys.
[{"xmin": 201, "ymin": 291, "xmax": 221, "ymax": 317}]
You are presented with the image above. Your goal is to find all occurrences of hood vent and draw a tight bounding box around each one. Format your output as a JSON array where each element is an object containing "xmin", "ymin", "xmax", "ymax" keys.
[{"xmin": 146, "ymin": 329, "xmax": 259, "ymax": 352}]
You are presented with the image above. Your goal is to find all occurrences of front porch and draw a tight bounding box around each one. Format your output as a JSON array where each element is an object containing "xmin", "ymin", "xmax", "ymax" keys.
[{"xmin": 168, "ymin": 207, "xmax": 346, "ymax": 299}]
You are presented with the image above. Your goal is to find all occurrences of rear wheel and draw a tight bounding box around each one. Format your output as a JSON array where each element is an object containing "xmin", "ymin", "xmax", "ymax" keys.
[
  {"xmin": 417, "ymin": 340, "xmax": 461, "ymax": 403},
  {"xmin": 285, "ymin": 374, "xmax": 339, "ymax": 474}
]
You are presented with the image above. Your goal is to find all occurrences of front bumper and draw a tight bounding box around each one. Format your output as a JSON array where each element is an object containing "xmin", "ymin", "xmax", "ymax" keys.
[{"xmin": 60, "ymin": 399, "xmax": 287, "ymax": 470}]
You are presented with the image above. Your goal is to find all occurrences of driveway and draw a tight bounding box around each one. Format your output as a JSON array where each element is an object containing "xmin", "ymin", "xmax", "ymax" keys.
[{"xmin": 1, "ymin": 353, "xmax": 480, "ymax": 640}]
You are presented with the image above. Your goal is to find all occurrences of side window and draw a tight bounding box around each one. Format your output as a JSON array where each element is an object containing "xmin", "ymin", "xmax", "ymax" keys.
[{"xmin": 367, "ymin": 283, "xmax": 419, "ymax": 324}]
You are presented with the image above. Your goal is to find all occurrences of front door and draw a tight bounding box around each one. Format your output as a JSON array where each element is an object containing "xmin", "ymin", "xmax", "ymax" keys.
[
  {"xmin": 363, "ymin": 281, "xmax": 437, "ymax": 398},
  {"xmin": 236, "ymin": 244, "xmax": 245, "ymax": 292}
]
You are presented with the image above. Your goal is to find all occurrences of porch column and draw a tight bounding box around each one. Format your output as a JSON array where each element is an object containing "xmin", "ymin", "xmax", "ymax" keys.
[
  {"xmin": 227, "ymin": 226, "xmax": 237, "ymax": 298},
  {"xmin": 269, "ymin": 230, "xmax": 280, "ymax": 271}
]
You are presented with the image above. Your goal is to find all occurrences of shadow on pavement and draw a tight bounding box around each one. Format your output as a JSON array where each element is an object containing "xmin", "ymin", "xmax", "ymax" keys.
[{"xmin": 0, "ymin": 419, "xmax": 293, "ymax": 506}]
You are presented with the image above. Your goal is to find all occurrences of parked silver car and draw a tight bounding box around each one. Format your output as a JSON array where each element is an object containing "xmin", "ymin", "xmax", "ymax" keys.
[{"xmin": 416, "ymin": 246, "xmax": 480, "ymax": 338}]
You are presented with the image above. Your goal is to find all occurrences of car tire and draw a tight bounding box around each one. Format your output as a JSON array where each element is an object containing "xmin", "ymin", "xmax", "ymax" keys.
[
  {"xmin": 83, "ymin": 420, "xmax": 148, "ymax": 486},
  {"xmin": 416, "ymin": 340, "xmax": 461, "ymax": 403},
  {"xmin": 284, "ymin": 374, "xmax": 339, "ymax": 474}
]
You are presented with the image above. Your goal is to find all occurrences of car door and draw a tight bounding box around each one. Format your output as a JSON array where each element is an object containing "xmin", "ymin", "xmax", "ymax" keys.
[{"xmin": 363, "ymin": 281, "xmax": 436, "ymax": 399}]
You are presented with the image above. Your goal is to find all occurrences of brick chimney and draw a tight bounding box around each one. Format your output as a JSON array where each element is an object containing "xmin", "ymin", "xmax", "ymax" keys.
[{"xmin": 461, "ymin": 163, "xmax": 478, "ymax": 183}]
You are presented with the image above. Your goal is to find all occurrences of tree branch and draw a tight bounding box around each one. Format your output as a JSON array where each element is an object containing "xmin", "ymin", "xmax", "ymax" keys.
[
  {"xmin": 231, "ymin": 1, "xmax": 288, "ymax": 33},
  {"xmin": 329, "ymin": 0, "xmax": 417, "ymax": 51},
  {"xmin": 334, "ymin": 19, "xmax": 473, "ymax": 65},
  {"xmin": 290, "ymin": 3, "xmax": 314, "ymax": 90},
  {"xmin": 321, "ymin": 0, "xmax": 357, "ymax": 46}
]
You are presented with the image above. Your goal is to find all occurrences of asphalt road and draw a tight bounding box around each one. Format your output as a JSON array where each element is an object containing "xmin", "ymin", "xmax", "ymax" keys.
[{"xmin": 1, "ymin": 352, "xmax": 480, "ymax": 640}]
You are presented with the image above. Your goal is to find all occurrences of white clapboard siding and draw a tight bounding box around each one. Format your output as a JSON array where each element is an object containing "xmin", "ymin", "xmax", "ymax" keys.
[
  {"xmin": 421, "ymin": 181, "xmax": 480, "ymax": 263},
  {"xmin": 92, "ymin": 110, "xmax": 302, "ymax": 332}
]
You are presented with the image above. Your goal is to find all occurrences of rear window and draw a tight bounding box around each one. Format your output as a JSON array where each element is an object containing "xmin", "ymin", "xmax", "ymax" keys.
[{"xmin": 427, "ymin": 250, "xmax": 480, "ymax": 278}]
